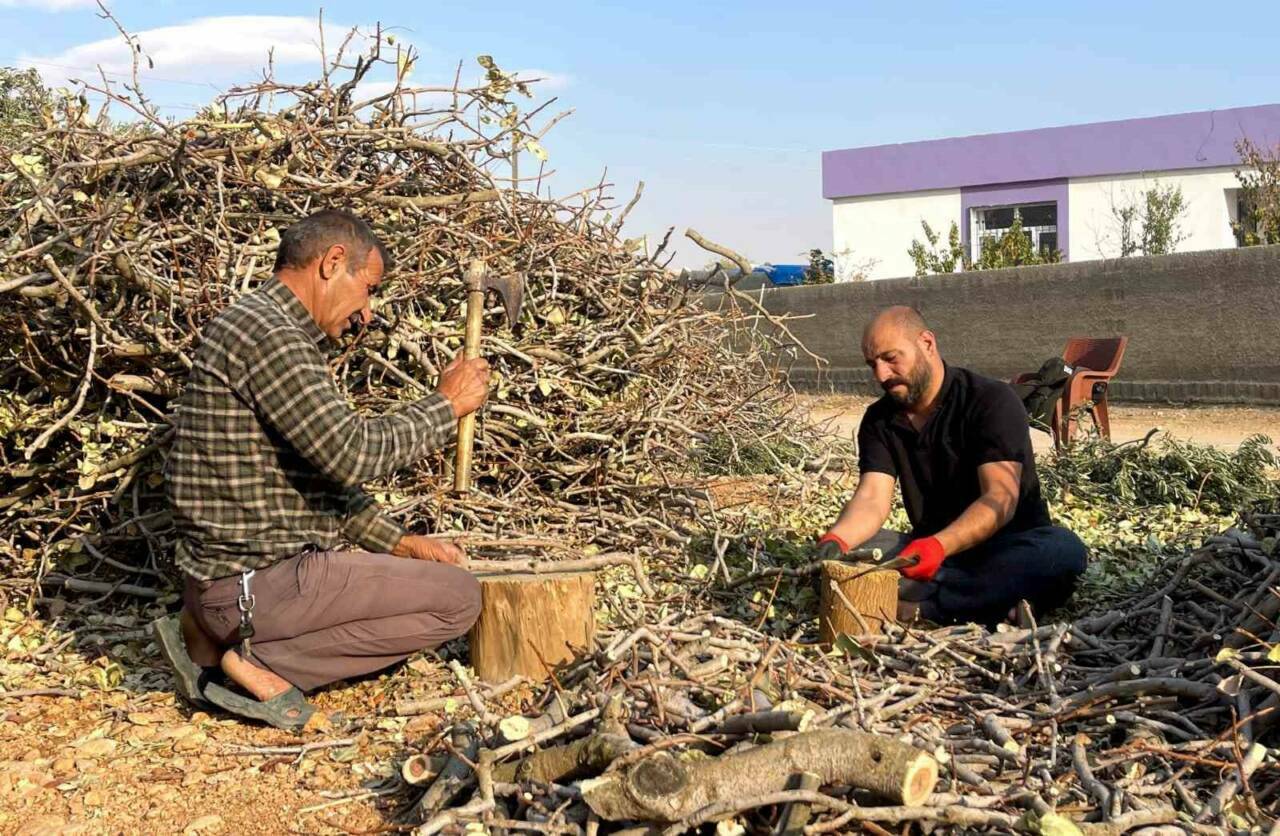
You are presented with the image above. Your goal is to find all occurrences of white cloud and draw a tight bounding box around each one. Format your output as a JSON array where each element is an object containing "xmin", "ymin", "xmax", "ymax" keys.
[
  {"xmin": 20, "ymin": 16, "xmax": 367, "ymax": 89},
  {"xmin": 0, "ymin": 0, "xmax": 95, "ymax": 10},
  {"xmin": 19, "ymin": 16, "xmax": 572, "ymax": 124},
  {"xmin": 352, "ymin": 79, "xmax": 401, "ymax": 101}
]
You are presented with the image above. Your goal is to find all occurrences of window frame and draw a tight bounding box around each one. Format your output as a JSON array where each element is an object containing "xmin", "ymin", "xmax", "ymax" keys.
[{"xmin": 969, "ymin": 200, "xmax": 1060, "ymax": 261}]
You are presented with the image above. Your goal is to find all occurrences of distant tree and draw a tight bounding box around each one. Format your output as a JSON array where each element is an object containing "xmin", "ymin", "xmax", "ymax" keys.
[
  {"xmin": 907, "ymin": 220, "xmax": 966, "ymax": 277},
  {"xmin": 0, "ymin": 67, "xmax": 50, "ymax": 145},
  {"xmin": 1110, "ymin": 184, "xmax": 1187, "ymax": 257},
  {"xmin": 909, "ymin": 212, "xmax": 1059, "ymax": 277},
  {"xmin": 1235, "ymin": 139, "xmax": 1280, "ymax": 246},
  {"xmin": 1113, "ymin": 202, "xmax": 1140, "ymax": 257},
  {"xmin": 803, "ymin": 248, "xmax": 834, "ymax": 284},
  {"xmin": 971, "ymin": 212, "xmax": 1061, "ymax": 270},
  {"xmin": 1139, "ymin": 185, "xmax": 1187, "ymax": 256}
]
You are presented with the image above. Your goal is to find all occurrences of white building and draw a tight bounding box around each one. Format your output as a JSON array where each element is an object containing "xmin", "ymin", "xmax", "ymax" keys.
[{"xmin": 821, "ymin": 104, "xmax": 1280, "ymax": 281}]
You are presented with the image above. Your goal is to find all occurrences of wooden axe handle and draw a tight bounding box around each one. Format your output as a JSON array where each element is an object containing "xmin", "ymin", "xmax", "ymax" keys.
[{"xmin": 453, "ymin": 281, "xmax": 486, "ymax": 493}]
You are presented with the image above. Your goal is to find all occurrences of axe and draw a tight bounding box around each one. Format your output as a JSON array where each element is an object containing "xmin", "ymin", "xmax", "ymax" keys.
[{"xmin": 454, "ymin": 259, "xmax": 524, "ymax": 493}]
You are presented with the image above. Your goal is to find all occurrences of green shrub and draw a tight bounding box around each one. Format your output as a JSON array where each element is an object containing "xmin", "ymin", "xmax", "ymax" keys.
[{"xmin": 1040, "ymin": 432, "xmax": 1278, "ymax": 515}]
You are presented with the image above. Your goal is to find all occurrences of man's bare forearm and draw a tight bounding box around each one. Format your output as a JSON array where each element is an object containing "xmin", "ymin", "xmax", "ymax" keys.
[
  {"xmin": 933, "ymin": 490, "xmax": 1015, "ymax": 556},
  {"xmin": 933, "ymin": 461, "xmax": 1022, "ymax": 557},
  {"xmin": 828, "ymin": 493, "xmax": 890, "ymax": 551}
]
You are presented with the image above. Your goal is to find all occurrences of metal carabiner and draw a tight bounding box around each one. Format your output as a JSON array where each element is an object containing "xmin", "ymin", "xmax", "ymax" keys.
[{"xmin": 236, "ymin": 569, "xmax": 256, "ymax": 658}]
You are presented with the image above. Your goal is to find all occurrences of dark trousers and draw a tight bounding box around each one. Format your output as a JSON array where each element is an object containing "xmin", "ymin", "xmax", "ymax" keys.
[
  {"xmin": 184, "ymin": 551, "xmax": 482, "ymax": 692},
  {"xmin": 865, "ymin": 525, "xmax": 1088, "ymax": 627}
]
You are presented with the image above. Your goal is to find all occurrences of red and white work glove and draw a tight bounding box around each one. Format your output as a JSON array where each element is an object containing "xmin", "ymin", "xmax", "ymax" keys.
[{"xmin": 898, "ymin": 536, "xmax": 946, "ymax": 581}]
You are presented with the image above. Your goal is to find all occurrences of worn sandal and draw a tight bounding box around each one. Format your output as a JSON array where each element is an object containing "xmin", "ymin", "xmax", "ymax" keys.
[
  {"xmin": 153, "ymin": 614, "xmax": 214, "ymax": 707},
  {"xmin": 203, "ymin": 682, "xmax": 316, "ymax": 731}
]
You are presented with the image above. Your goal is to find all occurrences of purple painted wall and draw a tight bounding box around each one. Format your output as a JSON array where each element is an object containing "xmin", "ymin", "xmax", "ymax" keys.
[
  {"xmin": 959, "ymin": 180, "xmax": 1070, "ymax": 258},
  {"xmin": 823, "ymin": 103, "xmax": 1280, "ymax": 199}
]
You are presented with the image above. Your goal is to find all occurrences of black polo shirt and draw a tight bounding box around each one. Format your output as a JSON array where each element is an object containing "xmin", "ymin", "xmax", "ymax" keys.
[{"xmin": 857, "ymin": 365, "xmax": 1051, "ymax": 538}]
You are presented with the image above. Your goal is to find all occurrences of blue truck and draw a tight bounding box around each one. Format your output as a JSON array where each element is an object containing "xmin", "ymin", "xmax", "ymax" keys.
[
  {"xmin": 753, "ymin": 264, "xmax": 808, "ymax": 286},
  {"xmin": 679, "ymin": 263, "xmax": 811, "ymax": 292}
]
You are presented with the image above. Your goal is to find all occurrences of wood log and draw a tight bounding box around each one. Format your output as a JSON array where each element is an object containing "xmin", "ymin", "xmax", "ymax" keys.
[
  {"xmin": 492, "ymin": 732, "xmax": 637, "ymax": 783},
  {"xmin": 417, "ymin": 723, "xmax": 478, "ymax": 815},
  {"xmin": 401, "ymin": 753, "xmax": 449, "ymax": 786},
  {"xmin": 1223, "ymin": 580, "xmax": 1280, "ymax": 650},
  {"xmin": 818, "ymin": 562, "xmax": 897, "ymax": 642},
  {"xmin": 469, "ymin": 570, "xmax": 596, "ymax": 683},
  {"xmin": 580, "ymin": 728, "xmax": 937, "ymax": 822},
  {"xmin": 714, "ymin": 710, "xmax": 813, "ymax": 736}
]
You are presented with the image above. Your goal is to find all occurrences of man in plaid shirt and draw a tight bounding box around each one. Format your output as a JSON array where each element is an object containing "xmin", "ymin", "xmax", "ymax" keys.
[{"xmin": 156, "ymin": 210, "xmax": 487, "ymax": 729}]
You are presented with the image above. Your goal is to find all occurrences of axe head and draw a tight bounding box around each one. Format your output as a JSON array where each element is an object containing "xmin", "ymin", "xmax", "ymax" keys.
[{"xmin": 465, "ymin": 260, "xmax": 525, "ymax": 328}]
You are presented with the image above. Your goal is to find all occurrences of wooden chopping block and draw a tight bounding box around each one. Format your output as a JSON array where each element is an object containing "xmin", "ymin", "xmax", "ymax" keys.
[
  {"xmin": 818, "ymin": 560, "xmax": 898, "ymax": 641},
  {"xmin": 469, "ymin": 570, "xmax": 595, "ymax": 683}
]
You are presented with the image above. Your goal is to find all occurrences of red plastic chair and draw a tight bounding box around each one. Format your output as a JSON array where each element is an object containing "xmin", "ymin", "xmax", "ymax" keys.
[{"xmin": 1013, "ymin": 337, "xmax": 1128, "ymax": 447}]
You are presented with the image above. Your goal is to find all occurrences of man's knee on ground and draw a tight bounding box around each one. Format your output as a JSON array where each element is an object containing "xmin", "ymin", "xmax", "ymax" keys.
[
  {"xmin": 1044, "ymin": 526, "xmax": 1090, "ymax": 577},
  {"xmin": 1029, "ymin": 526, "xmax": 1089, "ymax": 615}
]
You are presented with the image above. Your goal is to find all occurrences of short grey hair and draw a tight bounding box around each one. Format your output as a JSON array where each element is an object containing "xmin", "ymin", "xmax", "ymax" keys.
[{"xmin": 272, "ymin": 209, "xmax": 392, "ymax": 274}]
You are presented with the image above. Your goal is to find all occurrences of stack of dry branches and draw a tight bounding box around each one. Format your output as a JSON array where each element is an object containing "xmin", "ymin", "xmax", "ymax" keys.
[
  {"xmin": 6, "ymin": 18, "xmax": 1276, "ymax": 834},
  {"xmin": 392, "ymin": 509, "xmax": 1280, "ymax": 834},
  {"xmin": 0, "ymin": 28, "xmax": 828, "ymax": 599}
]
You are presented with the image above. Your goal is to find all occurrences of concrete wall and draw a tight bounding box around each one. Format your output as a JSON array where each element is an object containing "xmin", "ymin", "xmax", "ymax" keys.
[
  {"xmin": 832, "ymin": 189, "xmax": 961, "ymax": 281},
  {"xmin": 1068, "ymin": 166, "xmax": 1242, "ymax": 260},
  {"xmin": 737, "ymin": 244, "xmax": 1280, "ymax": 404}
]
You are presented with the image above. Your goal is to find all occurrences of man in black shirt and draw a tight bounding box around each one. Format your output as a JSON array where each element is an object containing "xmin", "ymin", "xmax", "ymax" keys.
[{"xmin": 817, "ymin": 306, "xmax": 1087, "ymax": 626}]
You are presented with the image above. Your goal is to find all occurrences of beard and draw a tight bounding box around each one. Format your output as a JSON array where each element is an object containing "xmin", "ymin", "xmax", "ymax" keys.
[
  {"xmin": 882, "ymin": 356, "xmax": 933, "ymax": 407},
  {"xmin": 342, "ymin": 311, "xmax": 364, "ymax": 338}
]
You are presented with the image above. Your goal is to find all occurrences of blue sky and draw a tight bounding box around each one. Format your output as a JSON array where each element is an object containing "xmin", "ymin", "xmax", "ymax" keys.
[{"xmin": 3, "ymin": 1, "xmax": 1279, "ymax": 267}]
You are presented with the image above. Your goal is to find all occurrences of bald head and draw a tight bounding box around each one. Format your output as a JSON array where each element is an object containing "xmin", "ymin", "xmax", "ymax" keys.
[
  {"xmin": 861, "ymin": 306, "xmax": 944, "ymax": 410},
  {"xmin": 863, "ymin": 305, "xmax": 928, "ymax": 348}
]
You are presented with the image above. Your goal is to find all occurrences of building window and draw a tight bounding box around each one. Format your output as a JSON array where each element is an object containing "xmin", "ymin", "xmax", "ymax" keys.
[
  {"xmin": 971, "ymin": 202, "xmax": 1059, "ymax": 260},
  {"xmin": 1230, "ymin": 189, "xmax": 1269, "ymax": 246}
]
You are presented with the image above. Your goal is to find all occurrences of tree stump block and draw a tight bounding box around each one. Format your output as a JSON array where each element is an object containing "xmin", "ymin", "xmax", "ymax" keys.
[
  {"xmin": 818, "ymin": 561, "xmax": 898, "ymax": 642},
  {"xmin": 581, "ymin": 728, "xmax": 938, "ymax": 821},
  {"xmin": 469, "ymin": 570, "xmax": 595, "ymax": 683}
]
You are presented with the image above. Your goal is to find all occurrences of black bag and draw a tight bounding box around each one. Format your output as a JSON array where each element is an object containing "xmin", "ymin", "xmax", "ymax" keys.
[{"xmin": 1011, "ymin": 357, "xmax": 1073, "ymax": 433}]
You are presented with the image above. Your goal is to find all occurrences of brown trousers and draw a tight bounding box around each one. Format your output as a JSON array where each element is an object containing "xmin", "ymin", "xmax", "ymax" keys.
[{"xmin": 184, "ymin": 550, "xmax": 482, "ymax": 692}]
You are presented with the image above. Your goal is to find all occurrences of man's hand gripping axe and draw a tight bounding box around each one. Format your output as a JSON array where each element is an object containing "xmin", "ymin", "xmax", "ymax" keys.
[{"xmin": 454, "ymin": 259, "xmax": 525, "ymax": 494}]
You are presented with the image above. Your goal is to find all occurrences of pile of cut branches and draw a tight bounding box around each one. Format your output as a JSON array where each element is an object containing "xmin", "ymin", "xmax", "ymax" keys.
[
  {"xmin": 393, "ymin": 510, "xmax": 1280, "ymax": 834},
  {"xmin": 0, "ymin": 28, "xmax": 835, "ymax": 600},
  {"xmin": 1041, "ymin": 431, "xmax": 1278, "ymax": 515},
  {"xmin": 6, "ymin": 16, "xmax": 1278, "ymax": 836}
]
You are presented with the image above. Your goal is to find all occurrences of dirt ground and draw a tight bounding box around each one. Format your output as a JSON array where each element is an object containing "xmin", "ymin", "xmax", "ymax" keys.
[
  {"xmin": 799, "ymin": 394, "xmax": 1280, "ymax": 453},
  {"xmin": 4, "ymin": 397, "xmax": 1277, "ymax": 835},
  {"xmin": 0, "ymin": 617, "xmax": 493, "ymax": 836}
]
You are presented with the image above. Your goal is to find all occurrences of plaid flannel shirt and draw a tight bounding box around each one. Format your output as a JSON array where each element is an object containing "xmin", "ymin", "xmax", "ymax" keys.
[{"xmin": 166, "ymin": 279, "xmax": 456, "ymax": 581}]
